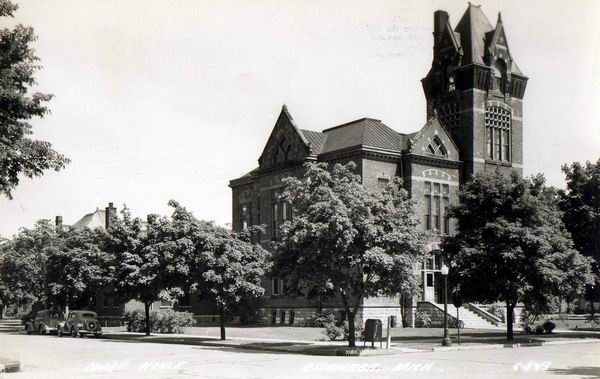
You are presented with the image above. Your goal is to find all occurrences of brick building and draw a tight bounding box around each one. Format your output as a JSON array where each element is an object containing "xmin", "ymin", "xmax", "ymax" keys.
[{"xmin": 229, "ymin": 4, "xmax": 527, "ymax": 327}]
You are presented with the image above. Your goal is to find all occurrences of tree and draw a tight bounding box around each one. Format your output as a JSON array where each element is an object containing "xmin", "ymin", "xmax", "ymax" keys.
[
  {"xmin": 0, "ymin": 220, "xmax": 57, "ymax": 309},
  {"xmin": 0, "ymin": 0, "xmax": 69, "ymax": 198},
  {"xmin": 273, "ymin": 162, "xmax": 429, "ymax": 347},
  {"xmin": 559, "ymin": 159, "xmax": 600, "ymax": 315},
  {"xmin": 45, "ymin": 227, "xmax": 113, "ymax": 310},
  {"xmin": 196, "ymin": 226, "xmax": 270, "ymax": 340},
  {"xmin": 443, "ymin": 171, "xmax": 594, "ymax": 340},
  {"xmin": 111, "ymin": 203, "xmax": 199, "ymax": 336}
]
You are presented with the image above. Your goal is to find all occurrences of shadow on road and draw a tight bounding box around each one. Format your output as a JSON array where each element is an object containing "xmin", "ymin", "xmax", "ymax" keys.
[{"xmin": 546, "ymin": 366, "xmax": 600, "ymax": 378}]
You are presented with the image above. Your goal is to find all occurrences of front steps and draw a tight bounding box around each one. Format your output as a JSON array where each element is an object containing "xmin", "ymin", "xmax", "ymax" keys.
[
  {"xmin": 0, "ymin": 318, "xmax": 24, "ymax": 333},
  {"xmin": 418, "ymin": 302, "xmax": 502, "ymax": 329}
]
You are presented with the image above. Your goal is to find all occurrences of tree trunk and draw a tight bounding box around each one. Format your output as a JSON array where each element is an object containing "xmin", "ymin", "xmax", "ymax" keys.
[
  {"xmin": 506, "ymin": 301, "xmax": 514, "ymax": 341},
  {"xmin": 347, "ymin": 309, "xmax": 356, "ymax": 348},
  {"xmin": 590, "ymin": 299, "xmax": 596, "ymax": 319},
  {"xmin": 219, "ymin": 306, "xmax": 226, "ymax": 340},
  {"xmin": 144, "ymin": 302, "xmax": 151, "ymax": 336}
]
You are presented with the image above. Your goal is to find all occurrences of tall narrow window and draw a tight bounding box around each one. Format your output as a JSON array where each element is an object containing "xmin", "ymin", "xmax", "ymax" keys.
[
  {"xmin": 433, "ymin": 196, "xmax": 440, "ymax": 231},
  {"xmin": 424, "ymin": 194, "xmax": 431, "ymax": 230},
  {"xmin": 502, "ymin": 130, "xmax": 510, "ymax": 162},
  {"xmin": 486, "ymin": 127, "xmax": 493, "ymax": 158},
  {"xmin": 272, "ymin": 278, "xmax": 280, "ymax": 296},
  {"xmin": 240, "ymin": 203, "xmax": 251, "ymax": 231},
  {"xmin": 272, "ymin": 203, "xmax": 279, "ymax": 240},
  {"xmin": 443, "ymin": 197, "xmax": 450, "ymax": 234},
  {"xmin": 494, "ymin": 128, "xmax": 501, "ymax": 160},
  {"xmin": 271, "ymin": 189, "xmax": 282, "ymax": 240}
]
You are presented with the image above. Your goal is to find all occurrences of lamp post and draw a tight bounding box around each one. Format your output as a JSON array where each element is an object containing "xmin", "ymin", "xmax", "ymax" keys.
[{"xmin": 441, "ymin": 264, "xmax": 452, "ymax": 347}]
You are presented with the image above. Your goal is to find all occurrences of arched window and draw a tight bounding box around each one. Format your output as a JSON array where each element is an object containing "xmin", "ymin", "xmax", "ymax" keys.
[
  {"xmin": 494, "ymin": 59, "xmax": 507, "ymax": 94},
  {"xmin": 426, "ymin": 136, "xmax": 447, "ymax": 157},
  {"xmin": 272, "ymin": 137, "xmax": 291, "ymax": 164}
]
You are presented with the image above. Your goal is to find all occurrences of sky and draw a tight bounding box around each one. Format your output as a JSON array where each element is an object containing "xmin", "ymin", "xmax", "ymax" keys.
[{"xmin": 1, "ymin": 0, "xmax": 599, "ymax": 237}]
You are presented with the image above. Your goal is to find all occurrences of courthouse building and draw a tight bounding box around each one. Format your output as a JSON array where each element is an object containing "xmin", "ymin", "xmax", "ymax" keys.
[{"xmin": 229, "ymin": 4, "xmax": 527, "ymax": 326}]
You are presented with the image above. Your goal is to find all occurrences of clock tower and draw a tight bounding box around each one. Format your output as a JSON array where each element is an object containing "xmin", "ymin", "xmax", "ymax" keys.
[{"xmin": 421, "ymin": 4, "xmax": 528, "ymax": 179}]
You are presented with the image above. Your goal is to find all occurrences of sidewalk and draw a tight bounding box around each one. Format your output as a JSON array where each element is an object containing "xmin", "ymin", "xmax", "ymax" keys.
[{"xmin": 101, "ymin": 328, "xmax": 600, "ymax": 356}]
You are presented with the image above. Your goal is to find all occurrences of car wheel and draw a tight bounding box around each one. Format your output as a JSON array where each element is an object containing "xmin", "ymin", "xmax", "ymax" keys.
[{"xmin": 79, "ymin": 332, "xmax": 85, "ymax": 338}]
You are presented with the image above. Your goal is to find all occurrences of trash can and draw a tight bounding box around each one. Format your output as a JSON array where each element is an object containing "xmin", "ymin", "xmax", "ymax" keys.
[{"xmin": 364, "ymin": 319, "xmax": 382, "ymax": 345}]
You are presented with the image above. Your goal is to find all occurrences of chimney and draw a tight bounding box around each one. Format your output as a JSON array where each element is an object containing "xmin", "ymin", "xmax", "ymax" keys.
[
  {"xmin": 55, "ymin": 216, "xmax": 63, "ymax": 228},
  {"xmin": 433, "ymin": 10, "xmax": 449, "ymax": 50},
  {"xmin": 105, "ymin": 202, "xmax": 117, "ymax": 229}
]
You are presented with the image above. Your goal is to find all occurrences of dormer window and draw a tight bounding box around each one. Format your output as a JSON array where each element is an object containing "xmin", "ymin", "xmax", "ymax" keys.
[
  {"xmin": 427, "ymin": 136, "xmax": 447, "ymax": 157},
  {"xmin": 272, "ymin": 137, "xmax": 291, "ymax": 164},
  {"xmin": 494, "ymin": 59, "xmax": 507, "ymax": 94}
]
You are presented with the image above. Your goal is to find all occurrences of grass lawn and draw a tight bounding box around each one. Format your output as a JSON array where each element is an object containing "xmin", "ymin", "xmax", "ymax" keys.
[{"xmin": 533, "ymin": 314, "xmax": 600, "ymax": 331}]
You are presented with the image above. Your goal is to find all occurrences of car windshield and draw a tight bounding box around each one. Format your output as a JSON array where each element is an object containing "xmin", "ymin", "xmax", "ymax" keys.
[{"xmin": 81, "ymin": 313, "xmax": 96, "ymax": 318}]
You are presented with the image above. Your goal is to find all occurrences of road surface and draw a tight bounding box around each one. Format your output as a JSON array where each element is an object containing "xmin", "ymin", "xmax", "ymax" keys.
[{"xmin": 0, "ymin": 333, "xmax": 598, "ymax": 378}]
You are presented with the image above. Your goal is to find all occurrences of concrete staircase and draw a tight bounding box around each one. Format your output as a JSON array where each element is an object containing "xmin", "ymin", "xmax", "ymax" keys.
[
  {"xmin": 0, "ymin": 318, "xmax": 24, "ymax": 333},
  {"xmin": 418, "ymin": 301, "xmax": 502, "ymax": 329},
  {"xmin": 441, "ymin": 303, "xmax": 501, "ymax": 329}
]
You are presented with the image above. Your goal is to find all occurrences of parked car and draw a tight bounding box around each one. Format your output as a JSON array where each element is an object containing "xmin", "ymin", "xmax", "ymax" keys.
[
  {"xmin": 57, "ymin": 311, "xmax": 102, "ymax": 338},
  {"xmin": 25, "ymin": 310, "xmax": 65, "ymax": 335}
]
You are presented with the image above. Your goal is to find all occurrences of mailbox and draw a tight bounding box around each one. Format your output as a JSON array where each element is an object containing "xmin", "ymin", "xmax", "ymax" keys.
[{"xmin": 364, "ymin": 319, "xmax": 382, "ymax": 343}]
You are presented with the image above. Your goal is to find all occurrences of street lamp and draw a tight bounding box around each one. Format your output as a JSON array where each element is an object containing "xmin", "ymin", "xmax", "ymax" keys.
[{"xmin": 441, "ymin": 264, "xmax": 452, "ymax": 347}]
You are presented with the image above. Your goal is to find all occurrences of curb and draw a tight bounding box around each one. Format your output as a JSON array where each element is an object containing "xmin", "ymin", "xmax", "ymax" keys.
[{"xmin": 431, "ymin": 338, "xmax": 600, "ymax": 352}]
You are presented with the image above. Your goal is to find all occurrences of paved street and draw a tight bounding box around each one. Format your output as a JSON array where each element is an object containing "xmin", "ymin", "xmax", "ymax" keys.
[{"xmin": 1, "ymin": 333, "xmax": 599, "ymax": 378}]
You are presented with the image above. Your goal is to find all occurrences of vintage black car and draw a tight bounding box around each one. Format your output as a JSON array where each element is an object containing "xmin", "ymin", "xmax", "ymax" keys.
[
  {"xmin": 57, "ymin": 311, "xmax": 102, "ymax": 338},
  {"xmin": 25, "ymin": 310, "xmax": 65, "ymax": 335}
]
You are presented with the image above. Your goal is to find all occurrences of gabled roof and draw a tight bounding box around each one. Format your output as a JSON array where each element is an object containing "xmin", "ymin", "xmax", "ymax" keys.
[
  {"xmin": 72, "ymin": 208, "xmax": 106, "ymax": 229},
  {"xmin": 319, "ymin": 118, "xmax": 405, "ymax": 154},
  {"xmin": 454, "ymin": 4, "xmax": 494, "ymax": 66}
]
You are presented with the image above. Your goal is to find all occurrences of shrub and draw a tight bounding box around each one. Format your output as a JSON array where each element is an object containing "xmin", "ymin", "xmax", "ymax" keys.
[
  {"xmin": 124, "ymin": 309, "xmax": 159, "ymax": 333},
  {"xmin": 542, "ymin": 320, "xmax": 556, "ymax": 334},
  {"xmin": 415, "ymin": 310, "xmax": 431, "ymax": 328},
  {"xmin": 124, "ymin": 309, "xmax": 195, "ymax": 334},
  {"xmin": 155, "ymin": 310, "xmax": 196, "ymax": 334},
  {"xmin": 304, "ymin": 312, "xmax": 337, "ymax": 327},
  {"xmin": 323, "ymin": 323, "xmax": 344, "ymax": 341},
  {"xmin": 448, "ymin": 317, "xmax": 464, "ymax": 329},
  {"xmin": 486, "ymin": 304, "xmax": 505, "ymax": 323}
]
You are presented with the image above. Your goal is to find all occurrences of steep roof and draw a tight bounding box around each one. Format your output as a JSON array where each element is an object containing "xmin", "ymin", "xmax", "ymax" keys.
[
  {"xmin": 320, "ymin": 118, "xmax": 405, "ymax": 154},
  {"xmin": 454, "ymin": 4, "xmax": 494, "ymax": 66},
  {"xmin": 299, "ymin": 129, "xmax": 327, "ymax": 155},
  {"xmin": 72, "ymin": 208, "xmax": 106, "ymax": 229}
]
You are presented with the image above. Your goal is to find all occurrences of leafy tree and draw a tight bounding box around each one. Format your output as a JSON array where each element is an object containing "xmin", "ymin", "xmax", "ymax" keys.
[
  {"xmin": 444, "ymin": 171, "xmax": 594, "ymax": 340},
  {"xmin": 273, "ymin": 162, "xmax": 429, "ymax": 347},
  {"xmin": 559, "ymin": 159, "xmax": 600, "ymax": 315},
  {"xmin": 111, "ymin": 203, "xmax": 202, "ymax": 336},
  {"xmin": 0, "ymin": 220, "xmax": 57, "ymax": 309},
  {"xmin": 45, "ymin": 227, "xmax": 113, "ymax": 310},
  {"xmin": 0, "ymin": 0, "xmax": 69, "ymax": 198},
  {"xmin": 196, "ymin": 226, "xmax": 270, "ymax": 340}
]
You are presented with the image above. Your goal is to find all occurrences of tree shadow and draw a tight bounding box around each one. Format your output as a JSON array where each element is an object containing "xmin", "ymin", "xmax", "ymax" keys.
[{"xmin": 546, "ymin": 366, "xmax": 600, "ymax": 378}]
